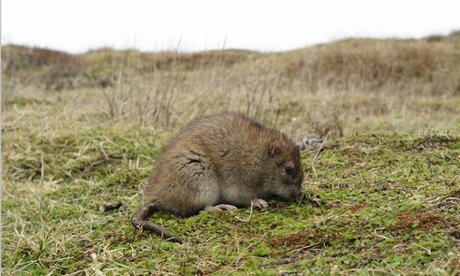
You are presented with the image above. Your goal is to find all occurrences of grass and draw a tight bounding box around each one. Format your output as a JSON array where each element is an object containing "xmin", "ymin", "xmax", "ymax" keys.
[
  {"xmin": 2, "ymin": 125, "xmax": 459, "ymax": 274},
  {"xmin": 2, "ymin": 32, "xmax": 460, "ymax": 274}
]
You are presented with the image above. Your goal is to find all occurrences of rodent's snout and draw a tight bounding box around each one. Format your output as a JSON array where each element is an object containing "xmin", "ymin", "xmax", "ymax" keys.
[
  {"xmin": 291, "ymin": 187, "xmax": 302, "ymax": 200},
  {"xmin": 291, "ymin": 176, "xmax": 303, "ymax": 200}
]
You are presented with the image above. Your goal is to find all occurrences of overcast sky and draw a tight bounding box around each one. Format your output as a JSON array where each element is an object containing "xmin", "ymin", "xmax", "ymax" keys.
[{"xmin": 2, "ymin": 0, "xmax": 460, "ymax": 53}]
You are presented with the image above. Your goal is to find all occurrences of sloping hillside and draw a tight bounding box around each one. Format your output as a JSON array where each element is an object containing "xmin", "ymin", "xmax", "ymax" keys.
[{"xmin": 3, "ymin": 31, "xmax": 460, "ymax": 94}]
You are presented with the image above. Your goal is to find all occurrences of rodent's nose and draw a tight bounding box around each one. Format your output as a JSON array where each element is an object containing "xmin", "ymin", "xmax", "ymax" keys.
[{"xmin": 291, "ymin": 188, "xmax": 302, "ymax": 200}]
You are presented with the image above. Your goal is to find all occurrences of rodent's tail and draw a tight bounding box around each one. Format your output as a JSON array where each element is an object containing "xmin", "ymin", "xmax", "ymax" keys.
[{"xmin": 131, "ymin": 203, "xmax": 183, "ymax": 243}]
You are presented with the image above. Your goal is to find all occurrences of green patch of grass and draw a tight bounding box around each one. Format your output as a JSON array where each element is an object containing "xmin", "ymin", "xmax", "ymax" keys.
[
  {"xmin": 2, "ymin": 128, "xmax": 459, "ymax": 274},
  {"xmin": 3, "ymin": 126, "xmax": 165, "ymax": 182},
  {"xmin": 2, "ymin": 96, "xmax": 52, "ymax": 107}
]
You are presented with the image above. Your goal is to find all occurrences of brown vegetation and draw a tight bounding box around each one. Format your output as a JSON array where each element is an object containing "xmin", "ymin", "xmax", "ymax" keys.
[{"xmin": 2, "ymin": 31, "xmax": 460, "ymax": 137}]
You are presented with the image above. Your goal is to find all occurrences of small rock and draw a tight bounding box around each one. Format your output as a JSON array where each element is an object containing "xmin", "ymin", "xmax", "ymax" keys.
[{"xmin": 297, "ymin": 137, "xmax": 323, "ymax": 150}]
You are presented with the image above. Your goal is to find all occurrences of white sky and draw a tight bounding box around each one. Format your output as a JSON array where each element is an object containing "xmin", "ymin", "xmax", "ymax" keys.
[{"xmin": 2, "ymin": 0, "xmax": 460, "ymax": 53}]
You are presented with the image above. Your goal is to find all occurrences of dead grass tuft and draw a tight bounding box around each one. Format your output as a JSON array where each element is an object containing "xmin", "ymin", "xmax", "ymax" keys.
[
  {"xmin": 269, "ymin": 230, "xmax": 322, "ymax": 248},
  {"xmin": 346, "ymin": 203, "xmax": 368, "ymax": 213},
  {"xmin": 396, "ymin": 210, "xmax": 446, "ymax": 231}
]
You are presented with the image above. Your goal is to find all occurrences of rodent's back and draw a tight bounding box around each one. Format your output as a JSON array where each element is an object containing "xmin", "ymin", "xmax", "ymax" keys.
[
  {"xmin": 162, "ymin": 112, "xmax": 274, "ymax": 159},
  {"xmin": 174, "ymin": 112, "xmax": 268, "ymax": 146}
]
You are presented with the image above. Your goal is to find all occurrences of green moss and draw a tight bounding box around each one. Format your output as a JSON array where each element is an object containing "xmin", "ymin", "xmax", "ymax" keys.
[{"xmin": 2, "ymin": 130, "xmax": 459, "ymax": 274}]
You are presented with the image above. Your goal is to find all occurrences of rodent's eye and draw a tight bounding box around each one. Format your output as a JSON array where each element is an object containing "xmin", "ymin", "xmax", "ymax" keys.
[{"xmin": 285, "ymin": 166, "xmax": 294, "ymax": 176}]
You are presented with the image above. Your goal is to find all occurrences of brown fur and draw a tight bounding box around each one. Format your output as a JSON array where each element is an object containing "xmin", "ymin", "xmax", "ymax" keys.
[{"xmin": 131, "ymin": 112, "xmax": 303, "ymax": 242}]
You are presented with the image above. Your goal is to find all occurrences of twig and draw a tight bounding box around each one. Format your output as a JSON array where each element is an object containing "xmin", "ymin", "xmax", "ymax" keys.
[
  {"xmin": 100, "ymin": 201, "xmax": 123, "ymax": 213},
  {"xmin": 313, "ymin": 124, "xmax": 335, "ymax": 161},
  {"xmin": 292, "ymin": 242, "xmax": 322, "ymax": 252},
  {"xmin": 311, "ymin": 124, "xmax": 336, "ymax": 179},
  {"xmin": 40, "ymin": 152, "xmax": 45, "ymax": 184}
]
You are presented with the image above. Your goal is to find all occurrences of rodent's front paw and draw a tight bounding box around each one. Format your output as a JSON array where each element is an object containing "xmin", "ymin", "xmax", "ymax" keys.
[
  {"xmin": 251, "ymin": 198, "xmax": 268, "ymax": 209},
  {"xmin": 205, "ymin": 204, "xmax": 238, "ymax": 212}
]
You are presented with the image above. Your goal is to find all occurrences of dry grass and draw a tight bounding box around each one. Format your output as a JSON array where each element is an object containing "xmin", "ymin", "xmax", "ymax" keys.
[{"xmin": 2, "ymin": 32, "xmax": 460, "ymax": 274}]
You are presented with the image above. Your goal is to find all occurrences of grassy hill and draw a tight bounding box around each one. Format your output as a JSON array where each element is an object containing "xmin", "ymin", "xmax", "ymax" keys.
[
  {"xmin": 3, "ymin": 32, "xmax": 460, "ymax": 93},
  {"xmin": 3, "ymin": 32, "xmax": 460, "ymax": 135},
  {"xmin": 2, "ymin": 32, "xmax": 460, "ymax": 274}
]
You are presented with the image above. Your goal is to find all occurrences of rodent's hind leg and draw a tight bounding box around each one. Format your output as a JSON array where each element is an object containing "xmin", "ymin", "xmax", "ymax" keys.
[
  {"xmin": 204, "ymin": 204, "xmax": 238, "ymax": 212},
  {"xmin": 251, "ymin": 199, "xmax": 268, "ymax": 209}
]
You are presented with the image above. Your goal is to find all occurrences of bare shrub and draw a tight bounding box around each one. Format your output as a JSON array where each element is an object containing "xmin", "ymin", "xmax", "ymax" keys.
[
  {"xmin": 284, "ymin": 40, "xmax": 446, "ymax": 95},
  {"xmin": 95, "ymin": 50, "xmax": 183, "ymax": 127},
  {"xmin": 92, "ymin": 47, "xmax": 286, "ymax": 130}
]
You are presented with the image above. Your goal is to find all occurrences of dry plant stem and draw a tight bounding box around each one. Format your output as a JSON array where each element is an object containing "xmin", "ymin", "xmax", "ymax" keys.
[
  {"xmin": 236, "ymin": 204, "xmax": 254, "ymax": 222},
  {"xmin": 311, "ymin": 124, "xmax": 336, "ymax": 179},
  {"xmin": 292, "ymin": 242, "xmax": 322, "ymax": 252}
]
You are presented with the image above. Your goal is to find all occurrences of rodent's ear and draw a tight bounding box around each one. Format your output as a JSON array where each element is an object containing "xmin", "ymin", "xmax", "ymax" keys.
[{"xmin": 269, "ymin": 141, "xmax": 283, "ymax": 157}]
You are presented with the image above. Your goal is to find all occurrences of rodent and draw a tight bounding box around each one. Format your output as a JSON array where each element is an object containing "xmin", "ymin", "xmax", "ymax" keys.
[{"xmin": 131, "ymin": 112, "xmax": 304, "ymax": 242}]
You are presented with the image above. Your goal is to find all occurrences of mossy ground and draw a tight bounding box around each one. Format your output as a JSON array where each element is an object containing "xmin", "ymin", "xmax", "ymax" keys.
[
  {"xmin": 2, "ymin": 124, "xmax": 459, "ymax": 274},
  {"xmin": 2, "ymin": 34, "xmax": 460, "ymax": 274}
]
